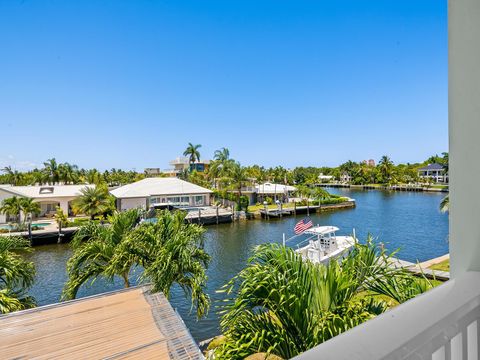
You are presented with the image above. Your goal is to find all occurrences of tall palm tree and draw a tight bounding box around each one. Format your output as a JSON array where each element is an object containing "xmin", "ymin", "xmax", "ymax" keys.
[
  {"xmin": 19, "ymin": 198, "xmax": 41, "ymax": 224},
  {"xmin": 210, "ymin": 147, "xmax": 233, "ymax": 188},
  {"xmin": 109, "ymin": 210, "xmax": 211, "ymax": 318},
  {"xmin": 71, "ymin": 186, "xmax": 114, "ymax": 220},
  {"xmin": 0, "ymin": 196, "xmax": 23, "ymax": 223},
  {"xmin": 0, "ymin": 236, "xmax": 36, "ymax": 314},
  {"xmin": 62, "ymin": 209, "xmax": 142, "ymax": 300},
  {"xmin": 183, "ymin": 143, "xmax": 202, "ymax": 168},
  {"xmin": 215, "ymin": 240, "xmax": 433, "ymax": 359},
  {"xmin": 378, "ymin": 155, "xmax": 395, "ymax": 185},
  {"xmin": 228, "ymin": 162, "xmax": 249, "ymax": 209},
  {"xmin": 214, "ymin": 147, "xmax": 230, "ymax": 162},
  {"xmin": 43, "ymin": 158, "xmax": 60, "ymax": 184}
]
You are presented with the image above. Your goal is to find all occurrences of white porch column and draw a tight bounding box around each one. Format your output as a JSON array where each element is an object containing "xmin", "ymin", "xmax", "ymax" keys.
[
  {"xmin": 449, "ymin": 0, "xmax": 480, "ymax": 277},
  {"xmin": 59, "ymin": 200, "xmax": 69, "ymax": 216}
]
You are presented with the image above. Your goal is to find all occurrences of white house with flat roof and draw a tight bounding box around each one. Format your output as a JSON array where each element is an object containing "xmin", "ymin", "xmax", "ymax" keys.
[
  {"xmin": 241, "ymin": 183, "xmax": 297, "ymax": 204},
  {"xmin": 0, "ymin": 184, "xmax": 95, "ymax": 223},
  {"xmin": 110, "ymin": 177, "xmax": 212, "ymax": 211}
]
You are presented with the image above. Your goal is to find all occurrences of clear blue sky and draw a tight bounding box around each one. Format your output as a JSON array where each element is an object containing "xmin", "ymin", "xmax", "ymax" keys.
[{"xmin": 0, "ymin": 0, "xmax": 447, "ymax": 171}]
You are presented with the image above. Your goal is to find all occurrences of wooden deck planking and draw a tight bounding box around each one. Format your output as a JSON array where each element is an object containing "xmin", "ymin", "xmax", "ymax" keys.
[{"xmin": 0, "ymin": 286, "xmax": 203, "ymax": 359}]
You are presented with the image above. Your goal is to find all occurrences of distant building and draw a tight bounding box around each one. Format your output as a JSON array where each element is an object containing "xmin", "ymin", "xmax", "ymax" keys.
[
  {"xmin": 340, "ymin": 172, "xmax": 352, "ymax": 183},
  {"xmin": 0, "ymin": 184, "xmax": 95, "ymax": 223},
  {"xmin": 362, "ymin": 159, "xmax": 376, "ymax": 167},
  {"xmin": 318, "ymin": 173, "xmax": 334, "ymax": 183},
  {"xmin": 418, "ymin": 163, "xmax": 448, "ymax": 183},
  {"xmin": 110, "ymin": 177, "xmax": 212, "ymax": 211},
  {"xmin": 162, "ymin": 157, "xmax": 211, "ymax": 177},
  {"xmin": 144, "ymin": 168, "xmax": 162, "ymax": 175}
]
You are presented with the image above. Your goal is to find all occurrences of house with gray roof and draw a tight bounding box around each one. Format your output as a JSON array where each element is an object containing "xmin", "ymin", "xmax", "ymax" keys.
[{"xmin": 417, "ymin": 163, "xmax": 448, "ymax": 183}]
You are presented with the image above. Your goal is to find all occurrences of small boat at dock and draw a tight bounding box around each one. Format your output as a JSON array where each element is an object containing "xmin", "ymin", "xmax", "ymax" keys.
[{"xmin": 286, "ymin": 226, "xmax": 355, "ymax": 264}]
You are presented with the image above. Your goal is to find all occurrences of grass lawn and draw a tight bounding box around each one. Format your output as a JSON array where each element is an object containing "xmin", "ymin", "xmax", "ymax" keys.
[{"xmin": 429, "ymin": 259, "xmax": 450, "ymax": 272}]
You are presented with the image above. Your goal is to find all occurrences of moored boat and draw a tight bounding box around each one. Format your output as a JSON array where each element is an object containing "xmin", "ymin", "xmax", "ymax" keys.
[{"xmin": 288, "ymin": 225, "xmax": 355, "ymax": 264}]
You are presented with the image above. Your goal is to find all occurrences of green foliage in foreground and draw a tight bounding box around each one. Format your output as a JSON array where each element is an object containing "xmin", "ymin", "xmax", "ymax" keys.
[
  {"xmin": 215, "ymin": 239, "xmax": 434, "ymax": 359},
  {"xmin": 63, "ymin": 209, "xmax": 210, "ymax": 318},
  {"xmin": 0, "ymin": 236, "xmax": 36, "ymax": 314},
  {"xmin": 62, "ymin": 209, "xmax": 142, "ymax": 300}
]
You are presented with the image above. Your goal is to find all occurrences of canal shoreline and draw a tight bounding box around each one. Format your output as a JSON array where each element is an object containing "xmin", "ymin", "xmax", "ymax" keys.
[
  {"xmin": 3, "ymin": 201, "xmax": 356, "ymax": 246},
  {"xmin": 317, "ymin": 183, "xmax": 449, "ymax": 193}
]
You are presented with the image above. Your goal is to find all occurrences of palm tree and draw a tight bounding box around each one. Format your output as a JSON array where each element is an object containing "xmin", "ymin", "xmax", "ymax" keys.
[
  {"xmin": 71, "ymin": 186, "xmax": 114, "ymax": 220},
  {"xmin": 215, "ymin": 240, "xmax": 432, "ymax": 359},
  {"xmin": 1, "ymin": 166, "xmax": 23, "ymax": 186},
  {"xmin": 109, "ymin": 210, "xmax": 211, "ymax": 318},
  {"xmin": 0, "ymin": 236, "xmax": 36, "ymax": 314},
  {"xmin": 84, "ymin": 169, "xmax": 105, "ymax": 185},
  {"xmin": 214, "ymin": 147, "xmax": 230, "ymax": 162},
  {"xmin": 43, "ymin": 158, "xmax": 60, "ymax": 184},
  {"xmin": 183, "ymin": 143, "xmax": 202, "ymax": 168},
  {"xmin": 228, "ymin": 162, "xmax": 250, "ymax": 209},
  {"xmin": 378, "ymin": 155, "xmax": 395, "ymax": 185},
  {"xmin": 59, "ymin": 163, "xmax": 79, "ymax": 184},
  {"xmin": 0, "ymin": 196, "xmax": 23, "ymax": 223},
  {"xmin": 440, "ymin": 195, "xmax": 449, "ymax": 213},
  {"xmin": 210, "ymin": 147, "xmax": 234, "ymax": 188},
  {"xmin": 19, "ymin": 198, "xmax": 41, "ymax": 224},
  {"xmin": 62, "ymin": 209, "xmax": 142, "ymax": 300}
]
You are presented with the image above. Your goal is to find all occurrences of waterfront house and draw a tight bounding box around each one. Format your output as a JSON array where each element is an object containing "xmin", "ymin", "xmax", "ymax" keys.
[
  {"xmin": 241, "ymin": 182, "xmax": 297, "ymax": 204},
  {"xmin": 417, "ymin": 163, "xmax": 448, "ymax": 183},
  {"xmin": 0, "ymin": 286, "xmax": 203, "ymax": 359},
  {"xmin": 110, "ymin": 177, "xmax": 212, "ymax": 211},
  {"xmin": 0, "ymin": 184, "xmax": 94, "ymax": 223}
]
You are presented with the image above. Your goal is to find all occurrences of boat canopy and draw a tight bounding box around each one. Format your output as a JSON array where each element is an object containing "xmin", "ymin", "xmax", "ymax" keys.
[{"xmin": 304, "ymin": 226, "xmax": 339, "ymax": 235}]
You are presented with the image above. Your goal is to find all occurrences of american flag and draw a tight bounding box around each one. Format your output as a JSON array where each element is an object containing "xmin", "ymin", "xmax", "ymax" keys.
[{"xmin": 294, "ymin": 217, "xmax": 313, "ymax": 234}]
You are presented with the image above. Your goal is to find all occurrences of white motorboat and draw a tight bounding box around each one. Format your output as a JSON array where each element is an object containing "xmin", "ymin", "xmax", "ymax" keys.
[{"xmin": 291, "ymin": 226, "xmax": 355, "ymax": 264}]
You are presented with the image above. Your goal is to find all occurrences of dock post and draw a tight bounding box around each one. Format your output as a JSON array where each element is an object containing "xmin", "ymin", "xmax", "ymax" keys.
[
  {"xmin": 28, "ymin": 221, "xmax": 32, "ymax": 245},
  {"xmin": 216, "ymin": 206, "xmax": 219, "ymax": 225},
  {"xmin": 198, "ymin": 209, "xmax": 201, "ymax": 225},
  {"xmin": 57, "ymin": 221, "xmax": 63, "ymax": 244},
  {"xmin": 307, "ymin": 200, "xmax": 310, "ymax": 216},
  {"xmin": 283, "ymin": 233, "xmax": 286, "ymax": 246},
  {"xmin": 293, "ymin": 200, "xmax": 296, "ymax": 216}
]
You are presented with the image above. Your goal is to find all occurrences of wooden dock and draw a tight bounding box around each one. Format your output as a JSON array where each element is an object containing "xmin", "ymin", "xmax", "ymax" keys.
[
  {"xmin": 390, "ymin": 258, "xmax": 450, "ymax": 281},
  {"xmin": 259, "ymin": 201, "xmax": 356, "ymax": 218},
  {"xmin": 0, "ymin": 286, "xmax": 203, "ymax": 359}
]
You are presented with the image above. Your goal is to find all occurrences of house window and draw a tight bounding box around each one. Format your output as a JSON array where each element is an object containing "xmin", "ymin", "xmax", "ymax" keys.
[{"xmin": 194, "ymin": 195, "xmax": 204, "ymax": 206}]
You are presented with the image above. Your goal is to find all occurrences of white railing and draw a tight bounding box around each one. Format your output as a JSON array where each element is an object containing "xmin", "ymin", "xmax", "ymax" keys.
[{"xmin": 294, "ymin": 271, "xmax": 480, "ymax": 360}]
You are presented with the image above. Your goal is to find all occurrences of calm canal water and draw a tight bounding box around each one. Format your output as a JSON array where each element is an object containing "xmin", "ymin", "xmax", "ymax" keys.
[{"xmin": 25, "ymin": 188, "xmax": 448, "ymax": 341}]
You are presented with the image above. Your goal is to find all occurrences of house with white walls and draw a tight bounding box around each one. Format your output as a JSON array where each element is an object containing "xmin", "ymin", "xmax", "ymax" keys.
[
  {"xmin": 0, "ymin": 184, "xmax": 94, "ymax": 223},
  {"xmin": 110, "ymin": 177, "xmax": 212, "ymax": 211}
]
